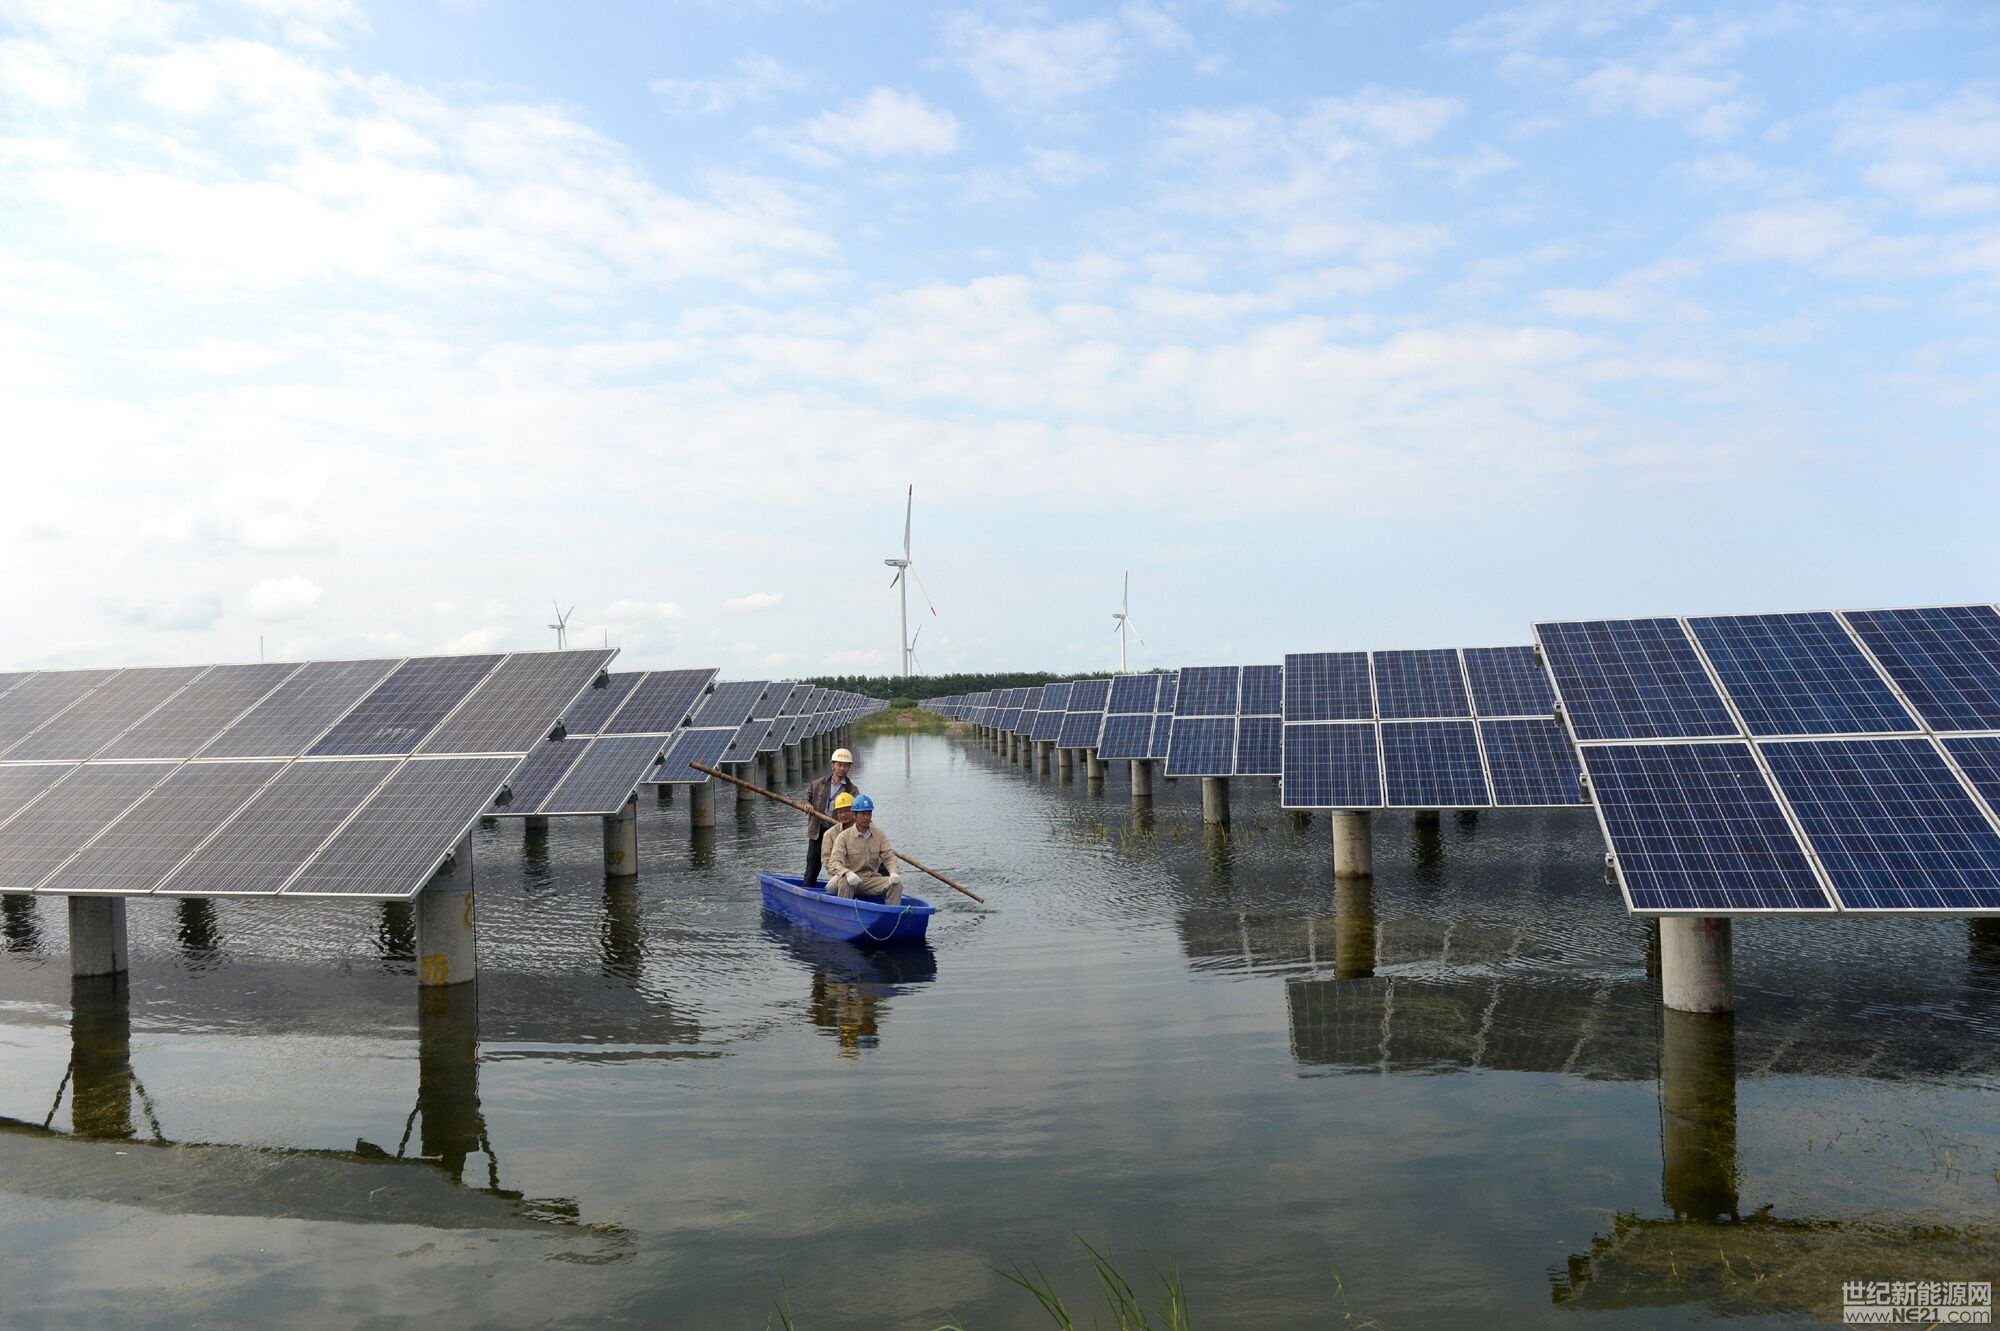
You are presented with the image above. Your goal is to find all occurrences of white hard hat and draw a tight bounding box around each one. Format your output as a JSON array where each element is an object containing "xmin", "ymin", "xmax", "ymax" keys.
[{"xmin": 831, "ymin": 748, "xmax": 854, "ymax": 764}]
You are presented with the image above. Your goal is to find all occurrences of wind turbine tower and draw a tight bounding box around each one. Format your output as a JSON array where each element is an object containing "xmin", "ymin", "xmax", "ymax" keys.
[
  {"xmin": 1111, "ymin": 571, "xmax": 1146, "ymax": 672},
  {"xmin": 884, "ymin": 485, "xmax": 937, "ymax": 677}
]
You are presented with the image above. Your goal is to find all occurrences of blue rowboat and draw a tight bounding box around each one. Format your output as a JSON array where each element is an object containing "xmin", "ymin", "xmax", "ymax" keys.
[{"xmin": 758, "ymin": 872, "xmax": 936, "ymax": 945}]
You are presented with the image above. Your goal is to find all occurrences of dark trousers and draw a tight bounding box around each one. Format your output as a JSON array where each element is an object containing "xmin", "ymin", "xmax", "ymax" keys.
[{"xmin": 803, "ymin": 833, "xmax": 826, "ymax": 887}]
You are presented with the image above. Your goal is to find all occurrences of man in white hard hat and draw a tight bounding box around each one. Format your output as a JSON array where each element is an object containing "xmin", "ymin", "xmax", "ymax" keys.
[{"xmin": 802, "ymin": 746, "xmax": 860, "ymax": 886}]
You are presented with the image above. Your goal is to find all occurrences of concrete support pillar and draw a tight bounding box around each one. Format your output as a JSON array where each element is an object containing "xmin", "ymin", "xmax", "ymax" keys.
[
  {"xmin": 689, "ymin": 780, "xmax": 716, "ymax": 828},
  {"xmin": 1644, "ymin": 917, "xmax": 1662, "ymax": 978},
  {"xmin": 1334, "ymin": 878, "xmax": 1377, "ymax": 980},
  {"xmin": 1085, "ymin": 751, "xmax": 1106, "ymax": 782},
  {"xmin": 656, "ymin": 781, "xmax": 672, "ymax": 806},
  {"xmin": 416, "ymin": 835, "xmax": 476, "ymax": 988},
  {"xmin": 785, "ymin": 745, "xmax": 801, "ymax": 783},
  {"xmin": 68, "ymin": 897, "xmax": 127, "ymax": 979},
  {"xmin": 1332, "ymin": 810, "xmax": 1373, "ymax": 879},
  {"xmin": 1059, "ymin": 748, "xmax": 1075, "ymax": 779},
  {"xmin": 1659, "ymin": 1008, "xmax": 1738, "ymax": 1222},
  {"xmin": 1660, "ymin": 916, "xmax": 1733, "ymax": 1013},
  {"xmin": 602, "ymin": 796, "xmax": 638, "ymax": 879},
  {"xmin": 732, "ymin": 763, "xmax": 756, "ymax": 805},
  {"xmin": 1412, "ymin": 809, "xmax": 1441, "ymax": 827},
  {"xmin": 1130, "ymin": 759, "xmax": 1155, "ymax": 799},
  {"xmin": 1036, "ymin": 740, "xmax": 1053, "ymax": 774},
  {"xmin": 1020, "ymin": 736, "xmax": 1034, "ymax": 769},
  {"xmin": 1201, "ymin": 776, "xmax": 1230, "ymax": 826},
  {"xmin": 524, "ymin": 815, "xmax": 548, "ymax": 835}
]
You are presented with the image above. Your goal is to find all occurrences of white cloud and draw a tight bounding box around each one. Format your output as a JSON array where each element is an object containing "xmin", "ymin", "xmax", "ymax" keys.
[
  {"xmin": 246, "ymin": 574, "xmax": 323, "ymax": 619},
  {"xmin": 605, "ymin": 599, "xmax": 685, "ymax": 621},
  {"xmin": 775, "ymin": 87, "xmax": 964, "ymax": 164},
  {"xmin": 108, "ymin": 590, "xmax": 223, "ymax": 632},
  {"xmin": 725, "ymin": 591, "xmax": 784, "ymax": 613},
  {"xmin": 224, "ymin": 0, "xmax": 369, "ymax": 48},
  {"xmin": 651, "ymin": 52, "xmax": 806, "ymax": 115},
  {"xmin": 1838, "ymin": 87, "xmax": 2000, "ymax": 218},
  {"xmin": 943, "ymin": 13, "xmax": 1128, "ymax": 105}
]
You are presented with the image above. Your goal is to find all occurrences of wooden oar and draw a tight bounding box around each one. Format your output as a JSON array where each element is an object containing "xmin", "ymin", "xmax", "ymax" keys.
[{"xmin": 689, "ymin": 761, "xmax": 986, "ymax": 904}]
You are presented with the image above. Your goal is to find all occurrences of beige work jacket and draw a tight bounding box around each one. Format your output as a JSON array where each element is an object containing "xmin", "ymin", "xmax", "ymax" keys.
[{"xmin": 827, "ymin": 824, "xmax": 897, "ymax": 878}]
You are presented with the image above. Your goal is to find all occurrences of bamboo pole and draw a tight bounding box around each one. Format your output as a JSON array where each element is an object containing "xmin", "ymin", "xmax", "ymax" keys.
[{"xmin": 689, "ymin": 761, "xmax": 985, "ymax": 904}]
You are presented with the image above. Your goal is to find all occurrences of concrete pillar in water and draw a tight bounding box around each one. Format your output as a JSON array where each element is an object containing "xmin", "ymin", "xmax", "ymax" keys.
[
  {"xmin": 785, "ymin": 745, "xmax": 801, "ymax": 784},
  {"xmin": 1130, "ymin": 759, "xmax": 1155, "ymax": 799},
  {"xmin": 416, "ymin": 983, "xmax": 485, "ymax": 1184},
  {"xmin": 603, "ymin": 795, "xmax": 638, "ymax": 879},
  {"xmin": 69, "ymin": 975, "xmax": 133, "ymax": 1139},
  {"xmin": 1201, "ymin": 777, "xmax": 1230, "ymax": 826},
  {"xmin": 524, "ymin": 815, "xmax": 548, "ymax": 836},
  {"xmin": 1058, "ymin": 748, "xmax": 1075, "ymax": 779},
  {"xmin": 1658, "ymin": 1007, "xmax": 1738, "ymax": 1222},
  {"xmin": 1086, "ymin": 750, "xmax": 1107, "ymax": 782},
  {"xmin": 68, "ymin": 897, "xmax": 127, "ymax": 979},
  {"xmin": 655, "ymin": 781, "xmax": 672, "ymax": 806},
  {"xmin": 1412, "ymin": 808, "xmax": 1441, "ymax": 827},
  {"xmin": 732, "ymin": 762, "xmax": 756, "ymax": 805},
  {"xmin": 689, "ymin": 780, "xmax": 716, "ymax": 828},
  {"xmin": 1036, "ymin": 740, "xmax": 1053, "ymax": 774},
  {"xmin": 1660, "ymin": 916, "xmax": 1733, "ymax": 1013},
  {"xmin": 416, "ymin": 834, "xmax": 476, "ymax": 988},
  {"xmin": 1334, "ymin": 877, "xmax": 1377, "ymax": 980},
  {"xmin": 1332, "ymin": 810, "xmax": 1373, "ymax": 879}
]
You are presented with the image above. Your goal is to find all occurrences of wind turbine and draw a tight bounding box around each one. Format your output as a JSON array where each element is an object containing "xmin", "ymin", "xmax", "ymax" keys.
[
  {"xmin": 1111, "ymin": 571, "xmax": 1146, "ymax": 671},
  {"xmin": 907, "ymin": 624, "xmax": 925, "ymax": 676},
  {"xmin": 884, "ymin": 484, "xmax": 937, "ymax": 678},
  {"xmin": 549, "ymin": 601, "xmax": 574, "ymax": 651}
]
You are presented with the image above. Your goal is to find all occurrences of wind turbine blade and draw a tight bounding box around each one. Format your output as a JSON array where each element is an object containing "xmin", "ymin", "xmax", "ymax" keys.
[
  {"xmin": 1123, "ymin": 570, "xmax": 1129, "ymax": 614},
  {"xmin": 902, "ymin": 484, "xmax": 912, "ymax": 560},
  {"xmin": 889, "ymin": 569, "xmax": 902, "ymax": 589},
  {"xmin": 1127, "ymin": 619, "xmax": 1146, "ymax": 646},
  {"xmin": 912, "ymin": 568, "xmax": 938, "ymax": 616},
  {"xmin": 910, "ymin": 624, "xmax": 922, "ymax": 648}
]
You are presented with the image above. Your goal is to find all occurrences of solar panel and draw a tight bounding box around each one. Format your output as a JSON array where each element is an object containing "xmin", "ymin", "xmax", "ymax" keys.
[
  {"xmin": 0, "ymin": 670, "xmax": 119, "ymax": 752},
  {"xmin": 536, "ymin": 735, "xmax": 667, "ymax": 815},
  {"xmin": 4, "ymin": 665, "xmax": 209, "ymax": 761},
  {"xmin": 95, "ymin": 663, "xmax": 302, "ymax": 761},
  {"xmin": 730, "ymin": 719, "xmax": 775, "ymax": 757},
  {"xmin": 153, "ymin": 759, "xmax": 400, "ymax": 895},
  {"xmin": 1382, "ymin": 720, "xmax": 1489, "ymax": 807},
  {"xmin": 1167, "ymin": 717, "xmax": 1235, "ymax": 777},
  {"xmin": 1579, "ymin": 742, "xmax": 1833, "ymax": 913},
  {"xmin": 0, "ymin": 762, "xmax": 177, "ymax": 891},
  {"xmin": 418, "ymin": 649, "xmax": 614, "ymax": 754},
  {"xmin": 1281, "ymin": 724, "xmax": 1381, "ymax": 809},
  {"xmin": 1371, "ymin": 649, "xmax": 1471, "ymax": 720},
  {"xmin": 776, "ymin": 684, "xmax": 810, "ymax": 717},
  {"xmin": 285, "ymin": 756, "xmax": 518, "ymax": 897},
  {"xmin": 1461, "ymin": 646, "xmax": 1554, "ymax": 718},
  {"xmin": 601, "ymin": 666, "xmax": 720, "ymax": 737},
  {"xmin": 1533, "ymin": 619, "xmax": 1738, "ymax": 742},
  {"xmin": 492, "ymin": 738, "xmax": 589, "ymax": 814},
  {"xmin": 1174, "ymin": 667, "xmax": 1239, "ymax": 717},
  {"xmin": 38, "ymin": 760, "xmax": 284, "ymax": 895},
  {"xmin": 307, "ymin": 655, "xmax": 503, "ymax": 757},
  {"xmin": 1843, "ymin": 605, "xmax": 2000, "ymax": 734},
  {"xmin": 1688, "ymin": 612, "xmax": 1917, "ymax": 738},
  {"xmin": 1479, "ymin": 718, "xmax": 1582, "ymax": 807},
  {"xmin": 561, "ymin": 671, "xmax": 642, "ymax": 735},
  {"xmin": 1761, "ymin": 737, "xmax": 2000, "ymax": 911},
  {"xmin": 1283, "ymin": 653, "xmax": 1371, "ymax": 723},
  {"xmin": 1240, "ymin": 665, "xmax": 1282, "ymax": 717},
  {"xmin": 1146, "ymin": 713, "xmax": 1174, "ymax": 760},
  {"xmin": 691, "ymin": 680, "xmax": 768, "ymax": 730},
  {"xmin": 1096, "ymin": 714, "xmax": 1155, "ymax": 761},
  {"xmin": 1156, "ymin": 675, "xmax": 1178, "ymax": 713},
  {"xmin": 1104, "ymin": 675, "xmax": 1157, "ymax": 715},
  {"xmin": 1030, "ymin": 681, "xmax": 1072, "ymax": 741},
  {"xmin": 199, "ymin": 657, "xmax": 400, "ymax": 759},
  {"xmin": 0, "ymin": 763, "xmax": 76, "ymax": 823},
  {"xmin": 1943, "ymin": 735, "xmax": 2000, "ymax": 819},
  {"xmin": 651, "ymin": 728, "xmax": 738, "ymax": 783},
  {"xmin": 1234, "ymin": 716, "xmax": 1282, "ymax": 777}
]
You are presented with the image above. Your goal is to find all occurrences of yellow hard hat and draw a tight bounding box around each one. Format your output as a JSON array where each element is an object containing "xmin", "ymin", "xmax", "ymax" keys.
[
  {"xmin": 831, "ymin": 748, "xmax": 854, "ymax": 764},
  {"xmin": 833, "ymin": 791, "xmax": 856, "ymax": 811}
]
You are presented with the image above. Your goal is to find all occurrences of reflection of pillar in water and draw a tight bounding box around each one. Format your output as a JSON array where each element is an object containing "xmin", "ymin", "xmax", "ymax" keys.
[
  {"xmin": 1658, "ymin": 1007, "xmax": 1738, "ymax": 1223},
  {"xmin": 1411, "ymin": 817, "xmax": 1444, "ymax": 881},
  {"xmin": 2, "ymin": 894, "xmax": 40, "ymax": 952},
  {"xmin": 1644, "ymin": 918, "xmax": 1661, "ymax": 979},
  {"xmin": 416, "ymin": 984, "xmax": 485, "ymax": 1183},
  {"xmin": 1970, "ymin": 918, "xmax": 2000, "ymax": 978},
  {"xmin": 1412, "ymin": 808, "xmax": 1441, "ymax": 828},
  {"xmin": 175, "ymin": 898, "xmax": 221, "ymax": 957},
  {"xmin": 656, "ymin": 781, "xmax": 673, "ymax": 806},
  {"xmin": 1334, "ymin": 878, "xmax": 1376, "ymax": 980},
  {"xmin": 69, "ymin": 976, "xmax": 134, "ymax": 1140},
  {"xmin": 601, "ymin": 880, "xmax": 643, "ymax": 981},
  {"xmin": 688, "ymin": 823, "xmax": 717, "ymax": 868},
  {"xmin": 378, "ymin": 900, "xmax": 415, "ymax": 959}
]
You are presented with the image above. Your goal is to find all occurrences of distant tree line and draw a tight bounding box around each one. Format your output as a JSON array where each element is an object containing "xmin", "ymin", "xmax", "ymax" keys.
[{"xmin": 804, "ymin": 670, "xmax": 1166, "ymax": 705}]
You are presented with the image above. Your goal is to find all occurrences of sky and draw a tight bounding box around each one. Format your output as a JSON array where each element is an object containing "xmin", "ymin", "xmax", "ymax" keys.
[{"xmin": 2, "ymin": 0, "xmax": 1997, "ymax": 679}]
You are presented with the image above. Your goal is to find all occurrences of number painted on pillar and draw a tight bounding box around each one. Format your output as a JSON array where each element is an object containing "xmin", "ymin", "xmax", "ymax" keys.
[
  {"xmin": 607, "ymin": 850, "xmax": 625, "ymax": 867},
  {"xmin": 462, "ymin": 892, "xmax": 476, "ymax": 928},
  {"xmin": 420, "ymin": 953, "xmax": 450, "ymax": 985}
]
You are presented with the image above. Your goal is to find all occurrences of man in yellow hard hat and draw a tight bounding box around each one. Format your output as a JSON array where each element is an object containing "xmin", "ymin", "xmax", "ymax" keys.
[
  {"xmin": 813, "ymin": 790, "xmax": 859, "ymax": 889},
  {"xmin": 803, "ymin": 747, "xmax": 860, "ymax": 886}
]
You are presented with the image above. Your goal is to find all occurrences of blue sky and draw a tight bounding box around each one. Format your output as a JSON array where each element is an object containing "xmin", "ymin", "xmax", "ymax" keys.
[{"xmin": 2, "ymin": 0, "xmax": 1996, "ymax": 677}]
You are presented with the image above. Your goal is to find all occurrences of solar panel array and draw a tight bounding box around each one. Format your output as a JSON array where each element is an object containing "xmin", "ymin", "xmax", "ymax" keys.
[
  {"xmin": 646, "ymin": 681, "xmax": 879, "ymax": 786},
  {"xmin": 490, "ymin": 667, "xmax": 720, "ymax": 815},
  {"xmin": 1167, "ymin": 665, "xmax": 1285, "ymax": 778},
  {"xmin": 0, "ymin": 649, "xmax": 613, "ymax": 900},
  {"xmin": 1057, "ymin": 679, "xmax": 1112, "ymax": 750},
  {"xmin": 1536, "ymin": 605, "xmax": 2000, "ymax": 916},
  {"xmin": 1279, "ymin": 646, "xmax": 1580, "ymax": 812}
]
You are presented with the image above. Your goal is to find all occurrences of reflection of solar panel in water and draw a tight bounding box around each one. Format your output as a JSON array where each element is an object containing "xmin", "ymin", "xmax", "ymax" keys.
[
  {"xmin": 286, "ymin": 756, "xmax": 518, "ymax": 897},
  {"xmin": 39, "ymin": 760, "xmax": 284, "ymax": 895},
  {"xmin": 200, "ymin": 658, "xmax": 400, "ymax": 759},
  {"xmin": 538, "ymin": 735, "xmax": 668, "ymax": 815},
  {"xmin": 5, "ymin": 666, "xmax": 209, "ymax": 761},
  {"xmin": 0, "ymin": 670, "xmax": 120, "ymax": 753},
  {"xmin": 1580, "ymin": 743, "xmax": 1833, "ymax": 914},
  {"xmin": 156, "ymin": 759, "xmax": 402, "ymax": 896},
  {"xmin": 309, "ymin": 655, "xmax": 503, "ymax": 756},
  {"xmin": 651, "ymin": 728, "xmax": 739, "ymax": 783},
  {"xmin": 98, "ymin": 663, "xmax": 301, "ymax": 761},
  {"xmin": 420, "ymin": 649, "xmax": 614, "ymax": 754},
  {"xmin": 0, "ymin": 762, "xmax": 178, "ymax": 891}
]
